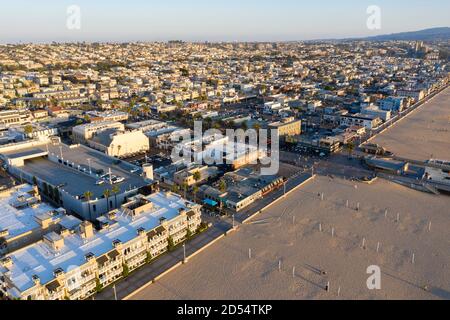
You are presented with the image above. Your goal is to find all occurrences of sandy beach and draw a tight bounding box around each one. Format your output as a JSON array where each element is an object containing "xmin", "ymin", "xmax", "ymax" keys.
[
  {"xmin": 130, "ymin": 176, "xmax": 450, "ymax": 300},
  {"xmin": 372, "ymin": 87, "xmax": 450, "ymax": 161}
]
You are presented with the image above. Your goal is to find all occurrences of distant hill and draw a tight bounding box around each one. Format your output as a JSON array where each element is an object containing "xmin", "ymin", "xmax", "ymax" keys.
[{"xmin": 362, "ymin": 27, "xmax": 450, "ymax": 41}]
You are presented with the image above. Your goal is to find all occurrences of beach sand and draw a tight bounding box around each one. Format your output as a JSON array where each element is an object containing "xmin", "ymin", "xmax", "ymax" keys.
[
  {"xmin": 130, "ymin": 176, "xmax": 450, "ymax": 300},
  {"xmin": 372, "ymin": 87, "xmax": 450, "ymax": 161}
]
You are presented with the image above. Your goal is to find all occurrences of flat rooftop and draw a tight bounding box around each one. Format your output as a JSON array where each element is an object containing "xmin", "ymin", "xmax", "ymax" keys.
[
  {"xmin": 2, "ymin": 143, "xmax": 148, "ymax": 199},
  {"xmin": 0, "ymin": 185, "xmax": 59, "ymax": 241},
  {"xmin": 2, "ymin": 192, "xmax": 194, "ymax": 294}
]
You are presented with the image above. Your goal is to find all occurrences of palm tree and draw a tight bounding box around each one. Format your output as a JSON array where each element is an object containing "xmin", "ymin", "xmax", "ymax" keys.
[
  {"xmin": 193, "ymin": 171, "xmax": 201, "ymax": 185},
  {"xmin": 346, "ymin": 142, "xmax": 355, "ymax": 159},
  {"xmin": 142, "ymin": 105, "xmax": 150, "ymax": 117},
  {"xmin": 103, "ymin": 189, "xmax": 112, "ymax": 212},
  {"xmin": 182, "ymin": 183, "xmax": 188, "ymax": 199},
  {"xmin": 192, "ymin": 185, "xmax": 199, "ymax": 203},
  {"xmin": 171, "ymin": 184, "xmax": 180, "ymax": 194},
  {"xmin": 111, "ymin": 185, "xmax": 120, "ymax": 209},
  {"xmin": 84, "ymin": 191, "xmax": 94, "ymax": 221},
  {"xmin": 218, "ymin": 179, "xmax": 227, "ymax": 193}
]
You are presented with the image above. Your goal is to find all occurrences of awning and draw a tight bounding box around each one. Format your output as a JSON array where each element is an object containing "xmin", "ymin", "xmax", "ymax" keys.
[{"xmin": 203, "ymin": 199, "xmax": 218, "ymax": 207}]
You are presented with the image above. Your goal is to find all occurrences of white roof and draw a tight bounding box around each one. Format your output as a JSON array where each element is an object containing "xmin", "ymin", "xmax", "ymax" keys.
[
  {"xmin": 0, "ymin": 185, "xmax": 57, "ymax": 240},
  {"xmin": 3, "ymin": 192, "xmax": 195, "ymax": 293}
]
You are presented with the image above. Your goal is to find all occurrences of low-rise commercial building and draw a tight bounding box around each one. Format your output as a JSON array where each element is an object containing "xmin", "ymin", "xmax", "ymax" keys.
[
  {"xmin": 200, "ymin": 168, "xmax": 284, "ymax": 212},
  {"xmin": 268, "ymin": 117, "xmax": 302, "ymax": 140},
  {"xmin": 88, "ymin": 129, "xmax": 150, "ymax": 158},
  {"xmin": 72, "ymin": 121, "xmax": 125, "ymax": 144}
]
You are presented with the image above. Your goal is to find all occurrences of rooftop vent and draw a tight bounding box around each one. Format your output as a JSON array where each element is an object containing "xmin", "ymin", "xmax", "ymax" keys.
[{"xmin": 53, "ymin": 268, "xmax": 64, "ymax": 278}]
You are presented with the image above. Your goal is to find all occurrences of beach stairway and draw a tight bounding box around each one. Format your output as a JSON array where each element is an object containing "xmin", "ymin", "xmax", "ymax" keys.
[{"xmin": 423, "ymin": 183, "xmax": 441, "ymax": 196}]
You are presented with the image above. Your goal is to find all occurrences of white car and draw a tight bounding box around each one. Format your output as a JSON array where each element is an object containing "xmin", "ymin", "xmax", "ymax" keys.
[
  {"xmin": 112, "ymin": 177, "xmax": 125, "ymax": 184},
  {"xmin": 95, "ymin": 179, "xmax": 105, "ymax": 186}
]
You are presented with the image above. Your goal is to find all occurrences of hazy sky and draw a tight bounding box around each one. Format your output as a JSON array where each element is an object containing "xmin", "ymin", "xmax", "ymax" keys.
[{"xmin": 0, "ymin": 0, "xmax": 448, "ymax": 43}]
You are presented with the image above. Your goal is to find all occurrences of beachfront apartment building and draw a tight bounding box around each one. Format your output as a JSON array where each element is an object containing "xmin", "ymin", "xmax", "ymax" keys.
[
  {"xmin": 378, "ymin": 97, "xmax": 408, "ymax": 112},
  {"xmin": 340, "ymin": 114, "xmax": 382, "ymax": 130},
  {"xmin": 396, "ymin": 89, "xmax": 426, "ymax": 102},
  {"xmin": 0, "ymin": 191, "xmax": 202, "ymax": 300},
  {"xmin": 361, "ymin": 105, "xmax": 392, "ymax": 121},
  {"xmin": 0, "ymin": 184, "xmax": 70, "ymax": 256}
]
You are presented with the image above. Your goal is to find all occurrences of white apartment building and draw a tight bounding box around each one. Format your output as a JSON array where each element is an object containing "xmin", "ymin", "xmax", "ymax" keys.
[
  {"xmin": 396, "ymin": 89, "xmax": 426, "ymax": 102},
  {"xmin": 340, "ymin": 114, "xmax": 382, "ymax": 130},
  {"xmin": 0, "ymin": 191, "xmax": 202, "ymax": 300},
  {"xmin": 361, "ymin": 105, "xmax": 392, "ymax": 121}
]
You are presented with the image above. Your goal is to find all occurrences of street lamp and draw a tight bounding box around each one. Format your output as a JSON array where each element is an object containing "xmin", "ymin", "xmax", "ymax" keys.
[
  {"xmin": 87, "ymin": 158, "xmax": 92, "ymax": 174},
  {"xmin": 113, "ymin": 284, "xmax": 117, "ymax": 301}
]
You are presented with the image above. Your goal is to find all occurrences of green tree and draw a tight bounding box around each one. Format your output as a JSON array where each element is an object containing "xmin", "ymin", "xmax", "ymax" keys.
[
  {"xmin": 84, "ymin": 191, "xmax": 94, "ymax": 221},
  {"xmin": 32, "ymin": 176, "xmax": 38, "ymax": 186},
  {"xmin": 146, "ymin": 251, "xmax": 153, "ymax": 264},
  {"xmin": 24, "ymin": 125, "xmax": 34, "ymax": 135},
  {"xmin": 122, "ymin": 263, "xmax": 129, "ymax": 277},
  {"xmin": 346, "ymin": 142, "xmax": 355, "ymax": 159},
  {"xmin": 171, "ymin": 184, "xmax": 180, "ymax": 194},
  {"xmin": 95, "ymin": 277, "xmax": 103, "ymax": 293},
  {"xmin": 182, "ymin": 183, "xmax": 188, "ymax": 199},
  {"xmin": 192, "ymin": 185, "xmax": 199, "ymax": 203},
  {"xmin": 103, "ymin": 189, "xmax": 112, "ymax": 212},
  {"xmin": 218, "ymin": 179, "xmax": 227, "ymax": 193},
  {"xmin": 167, "ymin": 236, "xmax": 175, "ymax": 252},
  {"xmin": 193, "ymin": 171, "xmax": 201, "ymax": 184},
  {"xmin": 112, "ymin": 185, "xmax": 120, "ymax": 209}
]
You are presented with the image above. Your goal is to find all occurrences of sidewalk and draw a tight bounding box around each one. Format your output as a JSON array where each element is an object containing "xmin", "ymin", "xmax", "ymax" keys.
[{"xmin": 94, "ymin": 219, "xmax": 232, "ymax": 300}]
